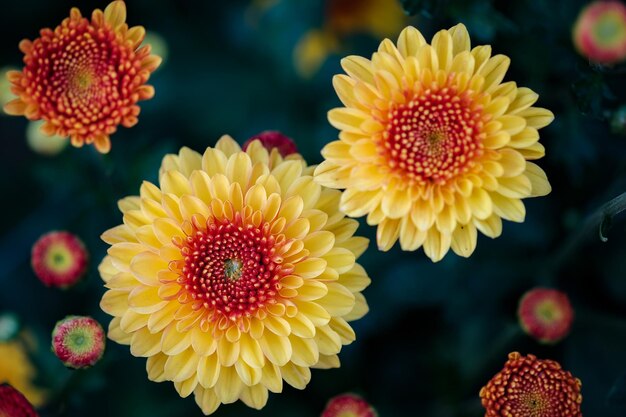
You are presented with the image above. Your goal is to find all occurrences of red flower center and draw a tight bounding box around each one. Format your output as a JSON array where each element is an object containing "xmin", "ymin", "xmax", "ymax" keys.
[
  {"xmin": 382, "ymin": 85, "xmax": 485, "ymax": 185},
  {"xmin": 178, "ymin": 215, "xmax": 290, "ymax": 320},
  {"xmin": 513, "ymin": 387, "xmax": 556, "ymax": 417}
]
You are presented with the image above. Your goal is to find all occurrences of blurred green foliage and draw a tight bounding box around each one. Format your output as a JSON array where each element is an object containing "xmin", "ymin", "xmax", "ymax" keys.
[{"xmin": 1, "ymin": 0, "xmax": 626, "ymax": 416}]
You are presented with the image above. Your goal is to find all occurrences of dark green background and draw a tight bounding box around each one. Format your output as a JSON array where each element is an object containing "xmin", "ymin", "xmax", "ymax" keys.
[{"xmin": 1, "ymin": 0, "xmax": 626, "ymax": 415}]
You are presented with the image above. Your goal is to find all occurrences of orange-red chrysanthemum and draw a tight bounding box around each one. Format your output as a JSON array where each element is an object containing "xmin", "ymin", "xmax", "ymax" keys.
[
  {"xmin": 480, "ymin": 352, "xmax": 582, "ymax": 417},
  {"xmin": 4, "ymin": 1, "xmax": 161, "ymax": 153}
]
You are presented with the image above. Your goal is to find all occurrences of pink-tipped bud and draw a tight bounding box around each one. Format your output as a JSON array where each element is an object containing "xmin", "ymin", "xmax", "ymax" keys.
[
  {"xmin": 573, "ymin": 0, "xmax": 626, "ymax": 64},
  {"xmin": 243, "ymin": 130, "xmax": 298, "ymax": 157},
  {"xmin": 51, "ymin": 316, "xmax": 105, "ymax": 369},
  {"xmin": 31, "ymin": 231, "xmax": 88, "ymax": 289},
  {"xmin": 321, "ymin": 393, "xmax": 377, "ymax": 417},
  {"xmin": 518, "ymin": 287, "xmax": 574, "ymax": 344},
  {"xmin": 0, "ymin": 384, "xmax": 39, "ymax": 417}
]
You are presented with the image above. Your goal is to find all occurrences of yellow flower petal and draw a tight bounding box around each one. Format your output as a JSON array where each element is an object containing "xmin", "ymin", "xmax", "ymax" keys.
[
  {"xmin": 280, "ymin": 362, "xmax": 311, "ymax": 390},
  {"xmin": 214, "ymin": 366, "xmax": 243, "ymax": 404},
  {"xmin": 194, "ymin": 387, "xmax": 220, "ymax": 415},
  {"xmin": 174, "ymin": 375, "xmax": 198, "ymax": 398},
  {"xmin": 104, "ymin": 1, "xmax": 126, "ymax": 29},
  {"xmin": 341, "ymin": 56, "xmax": 375, "ymax": 84},
  {"xmin": 422, "ymin": 228, "xmax": 452, "ymax": 262},
  {"xmin": 239, "ymin": 384, "xmax": 269, "ymax": 410},
  {"xmin": 239, "ymin": 333, "xmax": 265, "ymax": 369},
  {"xmin": 397, "ymin": 26, "xmax": 426, "ymax": 57},
  {"xmin": 258, "ymin": 332, "xmax": 291, "ymax": 366},
  {"xmin": 130, "ymin": 251, "xmax": 167, "ymax": 286},
  {"xmin": 215, "ymin": 135, "xmax": 241, "ymax": 157},
  {"xmin": 468, "ymin": 188, "xmax": 493, "ymax": 220},
  {"xmin": 473, "ymin": 214, "xmax": 503, "ymax": 238},
  {"xmin": 317, "ymin": 283, "xmax": 355, "ymax": 316},
  {"xmin": 234, "ymin": 361, "xmax": 262, "ymax": 386},
  {"xmin": 197, "ymin": 355, "xmax": 221, "ymax": 389},
  {"xmin": 450, "ymin": 223, "xmax": 478, "ymax": 257},
  {"xmin": 376, "ymin": 217, "xmax": 401, "ymax": 251},
  {"xmin": 478, "ymin": 55, "xmax": 510, "ymax": 93},
  {"xmin": 432, "ymin": 29, "xmax": 453, "ymax": 71},
  {"xmin": 525, "ymin": 162, "xmax": 551, "ymax": 197},
  {"xmin": 518, "ymin": 107, "xmax": 554, "ymax": 129},
  {"xmin": 161, "ymin": 325, "xmax": 193, "ymax": 355},
  {"xmin": 217, "ymin": 337, "xmax": 240, "ymax": 367},
  {"xmin": 490, "ymin": 193, "xmax": 526, "ymax": 222},
  {"xmin": 496, "ymin": 175, "xmax": 532, "ymax": 199},
  {"xmin": 289, "ymin": 335, "xmax": 319, "ymax": 368},
  {"xmin": 128, "ymin": 286, "xmax": 167, "ymax": 314},
  {"xmin": 449, "ymin": 23, "xmax": 471, "ymax": 54},
  {"xmin": 165, "ymin": 348, "xmax": 200, "ymax": 382}
]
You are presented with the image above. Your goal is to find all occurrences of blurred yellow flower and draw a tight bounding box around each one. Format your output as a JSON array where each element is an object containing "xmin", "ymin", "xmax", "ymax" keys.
[
  {"xmin": 315, "ymin": 24, "xmax": 553, "ymax": 261},
  {"xmin": 99, "ymin": 136, "xmax": 370, "ymax": 414},
  {"xmin": 293, "ymin": 0, "xmax": 407, "ymax": 78},
  {"xmin": 142, "ymin": 31, "xmax": 170, "ymax": 68},
  {"xmin": 26, "ymin": 121, "xmax": 69, "ymax": 157},
  {"xmin": 324, "ymin": 0, "xmax": 407, "ymax": 39},
  {"xmin": 0, "ymin": 337, "xmax": 46, "ymax": 407}
]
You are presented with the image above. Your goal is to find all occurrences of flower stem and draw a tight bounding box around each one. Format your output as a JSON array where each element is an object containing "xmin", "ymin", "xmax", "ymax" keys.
[{"xmin": 548, "ymin": 191, "xmax": 626, "ymax": 276}]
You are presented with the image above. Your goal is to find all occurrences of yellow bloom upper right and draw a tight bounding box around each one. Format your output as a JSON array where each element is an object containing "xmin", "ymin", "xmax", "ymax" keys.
[{"xmin": 315, "ymin": 24, "xmax": 554, "ymax": 262}]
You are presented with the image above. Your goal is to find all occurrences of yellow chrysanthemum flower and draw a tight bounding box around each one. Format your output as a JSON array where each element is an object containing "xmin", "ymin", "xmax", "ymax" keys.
[
  {"xmin": 99, "ymin": 136, "xmax": 370, "ymax": 415},
  {"xmin": 315, "ymin": 24, "xmax": 554, "ymax": 262},
  {"xmin": 0, "ymin": 337, "xmax": 47, "ymax": 407}
]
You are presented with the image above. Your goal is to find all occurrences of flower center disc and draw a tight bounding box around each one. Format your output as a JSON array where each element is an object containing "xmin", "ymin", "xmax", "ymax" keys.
[
  {"xmin": 45, "ymin": 243, "xmax": 74, "ymax": 273},
  {"xmin": 41, "ymin": 23, "xmax": 123, "ymax": 121},
  {"xmin": 382, "ymin": 85, "xmax": 485, "ymax": 185},
  {"xmin": 64, "ymin": 328, "xmax": 93, "ymax": 354},
  {"xmin": 179, "ymin": 217, "xmax": 286, "ymax": 320},
  {"xmin": 517, "ymin": 390, "xmax": 552, "ymax": 417},
  {"xmin": 594, "ymin": 12, "xmax": 624, "ymax": 46},
  {"xmin": 535, "ymin": 300, "xmax": 564, "ymax": 325}
]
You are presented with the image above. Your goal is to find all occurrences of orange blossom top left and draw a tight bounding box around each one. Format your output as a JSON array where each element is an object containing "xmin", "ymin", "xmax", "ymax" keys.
[{"xmin": 4, "ymin": 1, "xmax": 161, "ymax": 153}]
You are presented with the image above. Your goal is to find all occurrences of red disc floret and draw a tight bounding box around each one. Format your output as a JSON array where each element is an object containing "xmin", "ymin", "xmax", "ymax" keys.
[
  {"xmin": 174, "ymin": 213, "xmax": 291, "ymax": 321},
  {"xmin": 382, "ymin": 85, "xmax": 485, "ymax": 185}
]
